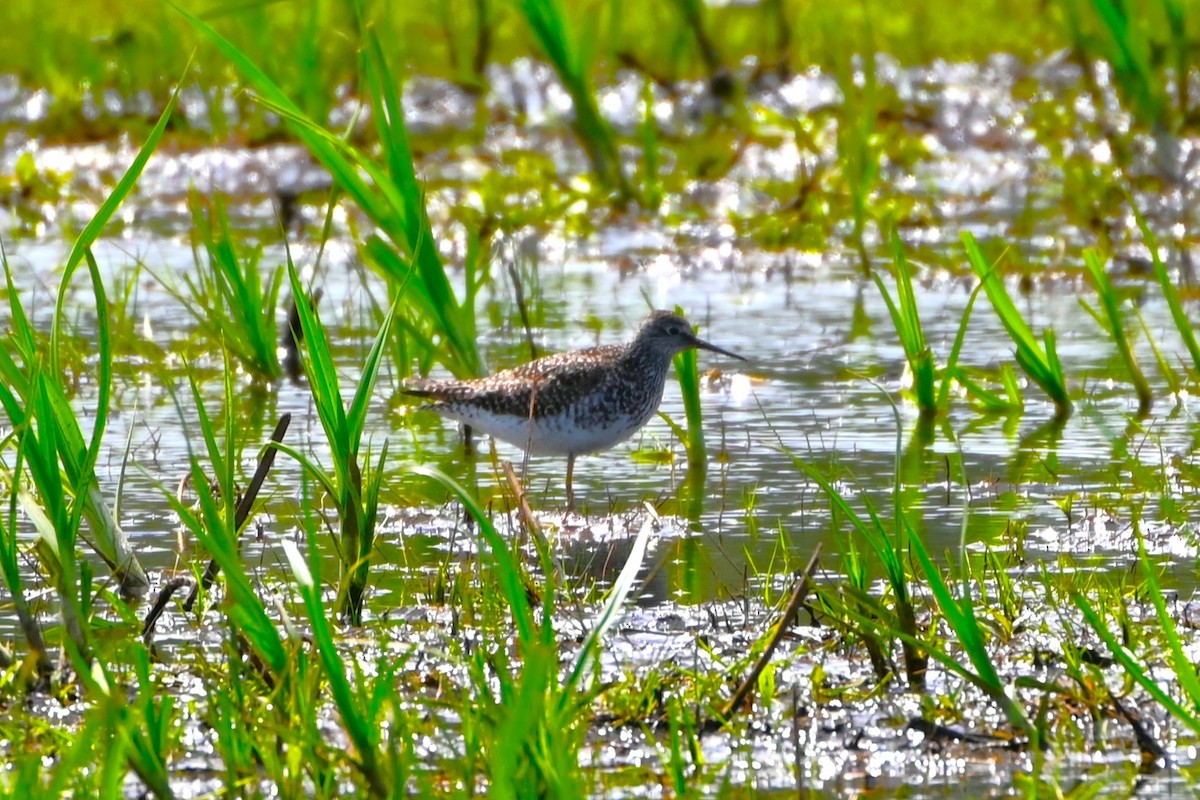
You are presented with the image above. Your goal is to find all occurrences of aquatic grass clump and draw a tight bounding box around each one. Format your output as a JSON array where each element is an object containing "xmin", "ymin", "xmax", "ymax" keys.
[
  {"xmin": 668, "ymin": 342, "xmax": 706, "ymax": 514},
  {"xmin": 283, "ymin": 528, "xmax": 391, "ymax": 796},
  {"xmin": 790, "ymin": 395, "xmax": 1043, "ymax": 744},
  {"xmin": 269, "ymin": 258, "xmax": 394, "ymax": 625},
  {"xmin": 356, "ymin": 27, "xmax": 487, "ymax": 381},
  {"xmin": 873, "ymin": 232, "xmax": 941, "ymax": 419},
  {"xmin": 159, "ymin": 363, "xmax": 413, "ymax": 795},
  {"xmin": 830, "ymin": 39, "xmax": 882, "ymax": 276},
  {"xmin": 1075, "ymin": 525, "xmax": 1200, "ymax": 738},
  {"xmin": 955, "ymin": 361, "xmax": 1025, "ymax": 416},
  {"xmin": 901, "ymin": 509, "xmax": 1035, "ymax": 744},
  {"xmin": 164, "ymin": 359, "xmax": 290, "ymax": 678},
  {"xmin": 789, "ymin": 454, "xmax": 926, "ymax": 689},
  {"xmin": 173, "ymin": 1, "xmax": 483, "ymax": 381},
  {"xmin": 156, "ymin": 359, "xmax": 400, "ymax": 794},
  {"xmin": 1064, "ymin": 0, "xmax": 1189, "ymax": 137},
  {"xmin": 875, "ymin": 250, "xmax": 1025, "ymax": 419},
  {"xmin": 0, "ymin": 334, "xmax": 97, "ymax": 666},
  {"xmin": 0, "ymin": 444, "xmax": 50, "ymax": 681},
  {"xmin": 1134, "ymin": 206, "xmax": 1200, "ymax": 379},
  {"xmin": 962, "ymin": 232, "xmax": 1072, "ymax": 417},
  {"xmin": 416, "ymin": 465, "xmax": 652, "ymax": 797},
  {"xmin": 155, "ymin": 192, "xmax": 284, "ymax": 382},
  {"xmin": 2, "ymin": 642, "xmax": 179, "ymax": 797},
  {"xmin": 0, "ymin": 80, "xmax": 180, "ymax": 632}
]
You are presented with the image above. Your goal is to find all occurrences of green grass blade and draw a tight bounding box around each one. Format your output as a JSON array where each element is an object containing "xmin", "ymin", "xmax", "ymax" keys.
[
  {"xmin": 49, "ymin": 73, "xmax": 181, "ymax": 377},
  {"xmin": 672, "ymin": 306, "xmax": 708, "ymax": 484},
  {"xmin": 413, "ymin": 465, "xmax": 535, "ymax": 645},
  {"xmin": 518, "ymin": 0, "xmax": 630, "ymax": 200},
  {"xmin": 1134, "ymin": 527, "xmax": 1200, "ymax": 706},
  {"xmin": 937, "ymin": 279, "xmax": 986, "ymax": 409},
  {"xmin": 168, "ymin": 2, "xmax": 401, "ymax": 231},
  {"xmin": 1133, "ymin": 304, "xmax": 1181, "ymax": 395},
  {"xmin": 1082, "ymin": 249, "xmax": 1151, "ymax": 412},
  {"xmin": 284, "ymin": 256, "xmax": 348, "ymax": 462},
  {"xmin": 347, "ymin": 301, "xmax": 398, "ymax": 453},
  {"xmin": 962, "ymin": 231, "xmax": 1070, "ymax": 414},
  {"xmin": 1074, "ymin": 592, "xmax": 1200, "ymax": 734},
  {"xmin": 282, "ymin": 536, "xmax": 387, "ymax": 795},
  {"xmin": 1133, "ymin": 204, "xmax": 1200, "ymax": 374}
]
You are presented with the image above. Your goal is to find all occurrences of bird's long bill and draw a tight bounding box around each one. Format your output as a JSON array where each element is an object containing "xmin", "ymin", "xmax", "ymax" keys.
[{"xmin": 693, "ymin": 336, "xmax": 747, "ymax": 361}]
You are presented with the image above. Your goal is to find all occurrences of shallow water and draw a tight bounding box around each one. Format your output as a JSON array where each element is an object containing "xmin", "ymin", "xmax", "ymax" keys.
[
  {"xmin": 5, "ymin": 54, "xmax": 1200, "ymax": 795},
  {"xmin": 6, "ymin": 206, "xmax": 1200, "ymax": 606}
]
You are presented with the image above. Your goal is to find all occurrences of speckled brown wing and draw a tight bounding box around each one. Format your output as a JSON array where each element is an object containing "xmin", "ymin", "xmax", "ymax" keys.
[{"xmin": 404, "ymin": 345, "xmax": 625, "ymax": 420}]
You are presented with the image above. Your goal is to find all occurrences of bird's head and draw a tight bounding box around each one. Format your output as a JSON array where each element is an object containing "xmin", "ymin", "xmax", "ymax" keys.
[{"xmin": 635, "ymin": 310, "xmax": 745, "ymax": 362}]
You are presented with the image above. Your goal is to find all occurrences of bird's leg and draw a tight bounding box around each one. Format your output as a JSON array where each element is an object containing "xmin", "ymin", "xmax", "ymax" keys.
[
  {"xmin": 462, "ymin": 423, "xmax": 475, "ymax": 456},
  {"xmin": 566, "ymin": 455, "xmax": 576, "ymax": 512}
]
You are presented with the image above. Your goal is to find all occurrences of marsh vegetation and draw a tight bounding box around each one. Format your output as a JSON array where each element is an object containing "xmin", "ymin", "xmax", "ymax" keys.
[{"xmin": 2, "ymin": 0, "xmax": 1200, "ymax": 796}]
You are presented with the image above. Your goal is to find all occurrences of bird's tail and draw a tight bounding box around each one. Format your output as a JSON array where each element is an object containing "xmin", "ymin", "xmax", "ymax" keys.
[
  {"xmin": 398, "ymin": 379, "xmax": 457, "ymax": 406},
  {"xmin": 397, "ymin": 383, "xmax": 437, "ymax": 399}
]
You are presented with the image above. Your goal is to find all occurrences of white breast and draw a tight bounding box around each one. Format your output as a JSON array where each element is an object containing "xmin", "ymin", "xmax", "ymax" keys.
[{"xmin": 442, "ymin": 409, "xmax": 650, "ymax": 456}]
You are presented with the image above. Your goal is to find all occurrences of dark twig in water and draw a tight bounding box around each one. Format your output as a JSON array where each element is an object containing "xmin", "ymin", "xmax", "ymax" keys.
[
  {"xmin": 905, "ymin": 718, "xmax": 1012, "ymax": 747},
  {"xmin": 141, "ymin": 575, "xmax": 196, "ymax": 649},
  {"xmin": 184, "ymin": 414, "xmax": 292, "ymax": 612},
  {"xmin": 715, "ymin": 545, "xmax": 822, "ymax": 724},
  {"xmin": 1113, "ymin": 695, "xmax": 1169, "ymax": 766}
]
